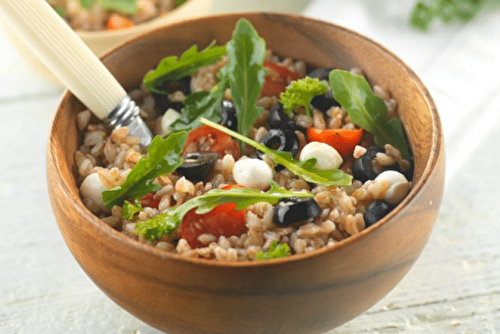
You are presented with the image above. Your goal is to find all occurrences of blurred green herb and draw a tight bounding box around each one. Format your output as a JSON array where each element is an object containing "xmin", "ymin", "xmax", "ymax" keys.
[
  {"xmin": 135, "ymin": 181, "xmax": 313, "ymax": 241},
  {"xmin": 256, "ymin": 240, "xmax": 291, "ymax": 260},
  {"xmin": 329, "ymin": 70, "xmax": 410, "ymax": 160},
  {"xmin": 77, "ymin": 0, "xmax": 138, "ymax": 14},
  {"xmin": 102, "ymin": 132, "xmax": 187, "ymax": 209},
  {"xmin": 409, "ymin": 0, "xmax": 500, "ymax": 31}
]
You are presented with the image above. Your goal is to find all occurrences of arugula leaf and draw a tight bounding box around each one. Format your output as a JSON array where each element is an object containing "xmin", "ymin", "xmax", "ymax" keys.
[
  {"xmin": 102, "ymin": 132, "xmax": 187, "ymax": 209},
  {"xmin": 329, "ymin": 70, "xmax": 410, "ymax": 160},
  {"xmin": 280, "ymin": 77, "xmax": 329, "ymax": 116},
  {"xmin": 99, "ymin": 0, "xmax": 138, "ymax": 14},
  {"xmin": 143, "ymin": 41, "xmax": 226, "ymax": 94},
  {"xmin": 225, "ymin": 19, "xmax": 267, "ymax": 138},
  {"xmin": 135, "ymin": 181, "xmax": 313, "ymax": 241},
  {"xmin": 168, "ymin": 67, "xmax": 229, "ymax": 132},
  {"xmin": 255, "ymin": 240, "xmax": 291, "ymax": 260},
  {"xmin": 200, "ymin": 118, "xmax": 353, "ymax": 186},
  {"xmin": 122, "ymin": 200, "xmax": 143, "ymax": 220}
]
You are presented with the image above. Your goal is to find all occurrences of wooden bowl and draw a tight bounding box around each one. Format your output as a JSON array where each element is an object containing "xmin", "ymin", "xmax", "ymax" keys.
[{"xmin": 47, "ymin": 13, "xmax": 445, "ymax": 334}]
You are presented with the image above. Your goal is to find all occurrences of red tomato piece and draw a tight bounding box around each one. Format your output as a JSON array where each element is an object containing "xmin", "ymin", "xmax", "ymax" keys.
[
  {"xmin": 180, "ymin": 189, "xmax": 246, "ymax": 248},
  {"xmin": 140, "ymin": 192, "xmax": 161, "ymax": 209},
  {"xmin": 306, "ymin": 128, "xmax": 364, "ymax": 156},
  {"xmin": 261, "ymin": 61, "xmax": 300, "ymax": 97},
  {"xmin": 183, "ymin": 125, "xmax": 240, "ymax": 160}
]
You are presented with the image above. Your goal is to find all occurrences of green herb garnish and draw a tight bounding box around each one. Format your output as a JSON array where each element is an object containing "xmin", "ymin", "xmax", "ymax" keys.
[
  {"xmin": 225, "ymin": 18, "xmax": 267, "ymax": 138},
  {"xmin": 122, "ymin": 200, "xmax": 143, "ymax": 220},
  {"xmin": 255, "ymin": 240, "xmax": 291, "ymax": 260},
  {"xmin": 143, "ymin": 41, "xmax": 227, "ymax": 94},
  {"xmin": 102, "ymin": 132, "xmax": 187, "ymax": 209},
  {"xmin": 280, "ymin": 77, "xmax": 329, "ymax": 116},
  {"xmin": 200, "ymin": 118, "xmax": 352, "ymax": 186},
  {"xmin": 408, "ymin": 0, "xmax": 500, "ymax": 31},
  {"xmin": 329, "ymin": 70, "xmax": 410, "ymax": 160},
  {"xmin": 168, "ymin": 68, "xmax": 229, "ymax": 132},
  {"xmin": 135, "ymin": 181, "xmax": 313, "ymax": 241}
]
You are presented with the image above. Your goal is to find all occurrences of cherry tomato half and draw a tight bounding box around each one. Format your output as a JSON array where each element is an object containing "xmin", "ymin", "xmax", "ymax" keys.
[
  {"xmin": 261, "ymin": 61, "xmax": 300, "ymax": 97},
  {"xmin": 183, "ymin": 125, "xmax": 240, "ymax": 160},
  {"xmin": 180, "ymin": 185, "xmax": 246, "ymax": 248},
  {"xmin": 106, "ymin": 13, "xmax": 134, "ymax": 30},
  {"xmin": 306, "ymin": 127, "xmax": 363, "ymax": 156},
  {"xmin": 140, "ymin": 192, "xmax": 161, "ymax": 209}
]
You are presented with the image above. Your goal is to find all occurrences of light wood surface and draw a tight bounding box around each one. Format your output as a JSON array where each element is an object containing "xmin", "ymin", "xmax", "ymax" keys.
[{"xmin": 1, "ymin": 1, "xmax": 499, "ymax": 334}]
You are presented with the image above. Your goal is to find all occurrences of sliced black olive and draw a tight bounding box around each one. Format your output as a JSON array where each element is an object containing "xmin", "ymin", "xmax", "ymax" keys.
[
  {"xmin": 274, "ymin": 198, "xmax": 321, "ymax": 226},
  {"xmin": 221, "ymin": 100, "xmax": 238, "ymax": 131},
  {"xmin": 176, "ymin": 152, "xmax": 218, "ymax": 182},
  {"xmin": 352, "ymin": 146, "xmax": 384, "ymax": 183},
  {"xmin": 256, "ymin": 129, "xmax": 299, "ymax": 171},
  {"xmin": 403, "ymin": 156, "xmax": 414, "ymax": 181},
  {"xmin": 267, "ymin": 103, "xmax": 295, "ymax": 130},
  {"xmin": 311, "ymin": 91, "xmax": 339, "ymax": 112},
  {"xmin": 364, "ymin": 200, "xmax": 394, "ymax": 227},
  {"xmin": 152, "ymin": 76, "xmax": 192, "ymax": 113},
  {"xmin": 306, "ymin": 68, "xmax": 333, "ymax": 81}
]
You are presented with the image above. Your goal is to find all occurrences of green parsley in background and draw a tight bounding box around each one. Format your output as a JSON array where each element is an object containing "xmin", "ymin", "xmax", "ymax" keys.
[{"xmin": 409, "ymin": 0, "xmax": 500, "ymax": 31}]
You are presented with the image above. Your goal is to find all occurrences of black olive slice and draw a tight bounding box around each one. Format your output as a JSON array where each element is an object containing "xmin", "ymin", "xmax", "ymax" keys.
[
  {"xmin": 152, "ymin": 76, "xmax": 192, "ymax": 113},
  {"xmin": 306, "ymin": 67, "xmax": 333, "ymax": 81},
  {"xmin": 221, "ymin": 100, "xmax": 238, "ymax": 131},
  {"xmin": 256, "ymin": 129, "xmax": 299, "ymax": 171},
  {"xmin": 176, "ymin": 152, "xmax": 218, "ymax": 182},
  {"xmin": 311, "ymin": 91, "xmax": 339, "ymax": 112},
  {"xmin": 352, "ymin": 146, "xmax": 384, "ymax": 183},
  {"xmin": 274, "ymin": 198, "xmax": 321, "ymax": 226},
  {"xmin": 364, "ymin": 200, "xmax": 394, "ymax": 227}
]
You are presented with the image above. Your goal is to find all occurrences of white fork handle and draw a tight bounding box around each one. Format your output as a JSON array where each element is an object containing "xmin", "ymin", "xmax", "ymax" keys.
[{"xmin": 0, "ymin": 0, "xmax": 126, "ymax": 119}]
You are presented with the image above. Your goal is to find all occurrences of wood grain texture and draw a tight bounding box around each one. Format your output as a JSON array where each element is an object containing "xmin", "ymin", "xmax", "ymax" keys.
[{"xmin": 46, "ymin": 13, "xmax": 445, "ymax": 334}]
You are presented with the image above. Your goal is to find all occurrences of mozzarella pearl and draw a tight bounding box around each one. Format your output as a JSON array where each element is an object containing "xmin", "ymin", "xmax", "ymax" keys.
[
  {"xmin": 375, "ymin": 170, "xmax": 411, "ymax": 204},
  {"xmin": 232, "ymin": 158, "xmax": 274, "ymax": 190},
  {"xmin": 299, "ymin": 141, "xmax": 343, "ymax": 170},
  {"xmin": 80, "ymin": 172, "xmax": 110, "ymax": 212},
  {"xmin": 160, "ymin": 108, "xmax": 181, "ymax": 136}
]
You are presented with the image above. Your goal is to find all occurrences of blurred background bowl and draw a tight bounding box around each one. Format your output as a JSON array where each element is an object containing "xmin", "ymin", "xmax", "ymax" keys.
[{"xmin": 46, "ymin": 12, "xmax": 445, "ymax": 334}]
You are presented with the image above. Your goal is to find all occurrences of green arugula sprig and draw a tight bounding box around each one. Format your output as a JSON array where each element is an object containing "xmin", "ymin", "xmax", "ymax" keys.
[
  {"xmin": 122, "ymin": 200, "xmax": 143, "ymax": 220},
  {"xmin": 329, "ymin": 70, "xmax": 410, "ymax": 160},
  {"xmin": 280, "ymin": 77, "xmax": 329, "ymax": 116},
  {"xmin": 200, "ymin": 118, "xmax": 353, "ymax": 186},
  {"xmin": 255, "ymin": 240, "xmax": 291, "ymax": 260},
  {"xmin": 135, "ymin": 181, "xmax": 313, "ymax": 241},
  {"xmin": 225, "ymin": 18, "xmax": 267, "ymax": 138},
  {"xmin": 102, "ymin": 132, "xmax": 187, "ymax": 209},
  {"xmin": 143, "ymin": 41, "xmax": 227, "ymax": 95}
]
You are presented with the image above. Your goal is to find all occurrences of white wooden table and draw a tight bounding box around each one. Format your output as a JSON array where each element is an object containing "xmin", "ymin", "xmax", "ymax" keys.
[{"xmin": 1, "ymin": 1, "xmax": 499, "ymax": 333}]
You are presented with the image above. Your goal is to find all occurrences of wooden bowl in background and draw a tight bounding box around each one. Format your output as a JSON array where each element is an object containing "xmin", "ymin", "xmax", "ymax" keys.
[{"xmin": 47, "ymin": 13, "xmax": 445, "ymax": 334}]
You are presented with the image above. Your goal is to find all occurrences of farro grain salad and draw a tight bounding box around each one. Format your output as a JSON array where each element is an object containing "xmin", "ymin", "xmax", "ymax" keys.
[
  {"xmin": 48, "ymin": 0, "xmax": 187, "ymax": 31},
  {"xmin": 76, "ymin": 19, "xmax": 414, "ymax": 261}
]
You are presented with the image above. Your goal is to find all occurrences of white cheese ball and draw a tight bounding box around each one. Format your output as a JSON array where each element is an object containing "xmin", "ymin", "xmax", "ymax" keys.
[
  {"xmin": 375, "ymin": 170, "xmax": 411, "ymax": 204},
  {"xmin": 80, "ymin": 172, "xmax": 110, "ymax": 212},
  {"xmin": 299, "ymin": 141, "xmax": 343, "ymax": 170},
  {"xmin": 160, "ymin": 108, "xmax": 181, "ymax": 136},
  {"xmin": 232, "ymin": 158, "xmax": 274, "ymax": 190}
]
